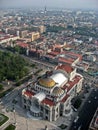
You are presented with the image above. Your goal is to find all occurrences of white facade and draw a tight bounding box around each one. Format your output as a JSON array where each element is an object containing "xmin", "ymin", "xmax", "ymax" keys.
[
  {"xmin": 0, "ymin": 36, "xmax": 19, "ymax": 44},
  {"xmin": 50, "ymin": 73, "xmax": 68, "ymax": 86},
  {"xmin": 22, "ymin": 64, "xmax": 83, "ymax": 121}
]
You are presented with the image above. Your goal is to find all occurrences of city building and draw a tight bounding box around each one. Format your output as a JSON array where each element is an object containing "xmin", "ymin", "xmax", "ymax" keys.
[
  {"xmin": 39, "ymin": 25, "xmax": 46, "ymax": 34},
  {"xmin": 0, "ymin": 33, "xmax": 19, "ymax": 44},
  {"xmin": 75, "ymin": 61, "xmax": 89, "ymax": 72},
  {"xmin": 89, "ymin": 108, "xmax": 98, "ymax": 130},
  {"xmin": 20, "ymin": 30, "xmax": 28, "ymax": 38},
  {"xmin": 31, "ymin": 32, "xmax": 40, "ymax": 41},
  {"xmin": 43, "ymin": 51, "xmax": 82, "ymax": 66},
  {"xmin": 22, "ymin": 64, "xmax": 83, "ymax": 121}
]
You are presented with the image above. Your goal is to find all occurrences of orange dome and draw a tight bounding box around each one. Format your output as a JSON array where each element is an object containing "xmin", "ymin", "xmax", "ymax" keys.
[{"xmin": 39, "ymin": 78, "xmax": 55, "ymax": 88}]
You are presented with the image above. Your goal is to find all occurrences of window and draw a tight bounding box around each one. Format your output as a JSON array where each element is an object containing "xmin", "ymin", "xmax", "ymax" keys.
[
  {"xmin": 56, "ymin": 107, "xmax": 58, "ymax": 112},
  {"xmin": 24, "ymin": 105, "xmax": 26, "ymax": 109},
  {"xmin": 28, "ymin": 100, "xmax": 31, "ymax": 105},
  {"xmin": 28, "ymin": 106, "xmax": 30, "ymax": 111},
  {"xmin": 41, "ymin": 106, "xmax": 43, "ymax": 111},
  {"xmin": 66, "ymin": 101, "xmax": 69, "ymax": 107},
  {"xmin": 24, "ymin": 98, "xmax": 26, "ymax": 103},
  {"xmin": 45, "ymin": 109, "xmax": 48, "ymax": 114},
  {"xmin": 45, "ymin": 116, "xmax": 48, "ymax": 120}
]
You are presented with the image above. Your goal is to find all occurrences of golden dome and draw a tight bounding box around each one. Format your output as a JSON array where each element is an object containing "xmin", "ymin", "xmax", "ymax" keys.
[
  {"xmin": 52, "ymin": 87, "xmax": 64, "ymax": 96},
  {"xmin": 39, "ymin": 78, "xmax": 55, "ymax": 88}
]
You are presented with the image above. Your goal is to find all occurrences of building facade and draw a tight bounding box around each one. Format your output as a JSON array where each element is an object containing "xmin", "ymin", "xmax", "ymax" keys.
[
  {"xmin": 31, "ymin": 32, "xmax": 40, "ymax": 41},
  {"xmin": 89, "ymin": 108, "xmax": 98, "ymax": 130},
  {"xmin": 22, "ymin": 64, "xmax": 83, "ymax": 121}
]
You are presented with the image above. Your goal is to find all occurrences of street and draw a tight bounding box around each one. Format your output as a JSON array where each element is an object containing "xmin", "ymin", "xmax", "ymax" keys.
[{"xmin": 69, "ymin": 88, "xmax": 98, "ymax": 130}]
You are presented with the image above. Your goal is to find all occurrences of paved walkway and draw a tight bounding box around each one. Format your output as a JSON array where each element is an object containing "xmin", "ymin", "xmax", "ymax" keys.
[{"xmin": 0, "ymin": 106, "xmax": 61, "ymax": 130}]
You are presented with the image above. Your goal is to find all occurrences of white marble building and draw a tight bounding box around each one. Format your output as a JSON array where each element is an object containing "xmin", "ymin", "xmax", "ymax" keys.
[{"xmin": 22, "ymin": 64, "xmax": 83, "ymax": 121}]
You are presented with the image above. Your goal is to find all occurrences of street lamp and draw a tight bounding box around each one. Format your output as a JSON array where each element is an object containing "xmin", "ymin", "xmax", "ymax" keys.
[
  {"xmin": 13, "ymin": 105, "xmax": 16, "ymax": 125},
  {"xmin": 13, "ymin": 109, "xmax": 16, "ymax": 124},
  {"xmin": 26, "ymin": 119, "xmax": 28, "ymax": 130}
]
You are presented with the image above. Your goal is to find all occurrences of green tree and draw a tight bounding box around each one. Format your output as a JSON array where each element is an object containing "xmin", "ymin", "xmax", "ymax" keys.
[
  {"xmin": 0, "ymin": 51, "xmax": 29, "ymax": 82},
  {"xmin": 0, "ymin": 84, "xmax": 3, "ymax": 90}
]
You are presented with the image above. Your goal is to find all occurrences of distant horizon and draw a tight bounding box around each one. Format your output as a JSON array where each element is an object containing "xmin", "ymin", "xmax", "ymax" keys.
[
  {"xmin": 0, "ymin": 0, "xmax": 98, "ymax": 10},
  {"xmin": 0, "ymin": 5, "xmax": 98, "ymax": 11}
]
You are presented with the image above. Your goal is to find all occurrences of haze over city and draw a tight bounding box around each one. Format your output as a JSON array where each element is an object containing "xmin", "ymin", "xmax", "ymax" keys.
[
  {"xmin": 0, "ymin": 0, "xmax": 98, "ymax": 129},
  {"xmin": 0, "ymin": 0, "xmax": 98, "ymax": 9}
]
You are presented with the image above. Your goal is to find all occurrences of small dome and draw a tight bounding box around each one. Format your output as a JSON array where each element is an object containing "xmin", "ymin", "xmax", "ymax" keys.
[
  {"xmin": 39, "ymin": 78, "xmax": 55, "ymax": 88},
  {"xmin": 52, "ymin": 87, "xmax": 64, "ymax": 96}
]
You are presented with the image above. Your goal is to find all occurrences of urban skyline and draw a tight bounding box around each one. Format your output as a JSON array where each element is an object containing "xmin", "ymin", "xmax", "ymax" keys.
[
  {"xmin": 0, "ymin": 1, "xmax": 98, "ymax": 130},
  {"xmin": 0, "ymin": 0, "xmax": 98, "ymax": 10}
]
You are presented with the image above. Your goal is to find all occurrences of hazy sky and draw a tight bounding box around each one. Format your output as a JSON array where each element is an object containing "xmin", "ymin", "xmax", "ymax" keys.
[{"xmin": 0, "ymin": 0, "xmax": 98, "ymax": 9}]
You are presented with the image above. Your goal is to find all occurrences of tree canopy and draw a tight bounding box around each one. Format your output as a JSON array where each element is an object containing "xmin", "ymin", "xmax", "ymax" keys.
[
  {"xmin": 47, "ymin": 25, "xmax": 65, "ymax": 32},
  {"xmin": 0, "ymin": 51, "xmax": 28, "ymax": 82}
]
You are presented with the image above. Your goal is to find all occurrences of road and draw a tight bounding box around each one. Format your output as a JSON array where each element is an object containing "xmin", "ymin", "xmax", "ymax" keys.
[
  {"xmin": 21, "ymin": 55, "xmax": 55, "ymax": 69},
  {"xmin": 1, "ymin": 83, "xmax": 26, "ymax": 106},
  {"xmin": 69, "ymin": 88, "xmax": 98, "ymax": 130}
]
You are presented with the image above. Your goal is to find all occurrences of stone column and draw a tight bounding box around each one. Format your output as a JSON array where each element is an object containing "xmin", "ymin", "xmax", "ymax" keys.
[{"xmin": 49, "ymin": 108, "xmax": 52, "ymax": 121}]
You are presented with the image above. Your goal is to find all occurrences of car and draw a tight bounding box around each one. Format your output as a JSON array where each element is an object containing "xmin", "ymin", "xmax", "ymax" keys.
[
  {"xmin": 72, "ymin": 106, "xmax": 78, "ymax": 112},
  {"xmin": 74, "ymin": 116, "xmax": 79, "ymax": 123},
  {"xmin": 88, "ymin": 100, "xmax": 91, "ymax": 103},
  {"xmin": 94, "ymin": 97, "xmax": 97, "ymax": 99},
  {"xmin": 73, "ymin": 107, "xmax": 78, "ymax": 112}
]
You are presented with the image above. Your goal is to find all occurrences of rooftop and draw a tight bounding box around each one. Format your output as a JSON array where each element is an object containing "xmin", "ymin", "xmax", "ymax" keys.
[
  {"xmin": 17, "ymin": 42, "xmax": 29, "ymax": 48},
  {"xmin": 56, "ymin": 64, "xmax": 74, "ymax": 73},
  {"xmin": 61, "ymin": 94, "xmax": 69, "ymax": 103},
  {"xmin": 58, "ymin": 57, "xmax": 73, "ymax": 64},
  {"xmin": 41, "ymin": 98, "xmax": 55, "ymax": 106},
  {"xmin": 63, "ymin": 75, "xmax": 82, "ymax": 92},
  {"xmin": 24, "ymin": 90, "xmax": 35, "ymax": 98},
  {"xmin": 39, "ymin": 78, "xmax": 55, "ymax": 88},
  {"xmin": 48, "ymin": 51, "xmax": 60, "ymax": 56}
]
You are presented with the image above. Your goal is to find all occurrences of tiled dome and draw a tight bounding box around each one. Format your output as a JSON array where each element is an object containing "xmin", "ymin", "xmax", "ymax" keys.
[
  {"xmin": 39, "ymin": 78, "xmax": 55, "ymax": 88},
  {"xmin": 52, "ymin": 87, "xmax": 64, "ymax": 96}
]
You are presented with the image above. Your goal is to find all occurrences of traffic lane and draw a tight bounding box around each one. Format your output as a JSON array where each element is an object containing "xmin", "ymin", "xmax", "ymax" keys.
[
  {"xmin": 80, "ymin": 89, "xmax": 98, "ymax": 130},
  {"xmin": 75, "ymin": 89, "xmax": 98, "ymax": 130},
  {"xmin": 72, "ymin": 101, "xmax": 98, "ymax": 129},
  {"xmin": 79, "ymin": 96, "xmax": 97, "ymax": 130},
  {"xmin": 70, "ymin": 89, "xmax": 98, "ymax": 130}
]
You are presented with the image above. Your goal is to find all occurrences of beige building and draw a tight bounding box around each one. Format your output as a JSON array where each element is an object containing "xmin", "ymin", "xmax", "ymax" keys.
[
  {"xmin": 31, "ymin": 32, "xmax": 40, "ymax": 41},
  {"xmin": 0, "ymin": 35, "xmax": 19, "ymax": 44},
  {"xmin": 20, "ymin": 30, "xmax": 28, "ymax": 38},
  {"xmin": 22, "ymin": 64, "xmax": 83, "ymax": 121},
  {"xmin": 39, "ymin": 25, "xmax": 46, "ymax": 34}
]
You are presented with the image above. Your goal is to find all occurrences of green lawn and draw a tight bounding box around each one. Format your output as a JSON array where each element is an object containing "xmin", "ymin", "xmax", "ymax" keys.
[
  {"xmin": 4, "ymin": 124, "xmax": 16, "ymax": 130},
  {"xmin": 0, "ymin": 113, "xmax": 9, "ymax": 126}
]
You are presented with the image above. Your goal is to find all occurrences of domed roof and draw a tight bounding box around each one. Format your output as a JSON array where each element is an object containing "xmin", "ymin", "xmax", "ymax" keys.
[
  {"xmin": 50, "ymin": 72, "xmax": 68, "ymax": 86},
  {"xmin": 39, "ymin": 78, "xmax": 55, "ymax": 88},
  {"xmin": 52, "ymin": 87, "xmax": 64, "ymax": 96}
]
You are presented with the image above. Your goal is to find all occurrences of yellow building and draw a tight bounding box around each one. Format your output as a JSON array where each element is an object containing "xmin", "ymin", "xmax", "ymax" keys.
[{"xmin": 31, "ymin": 32, "xmax": 40, "ymax": 41}]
